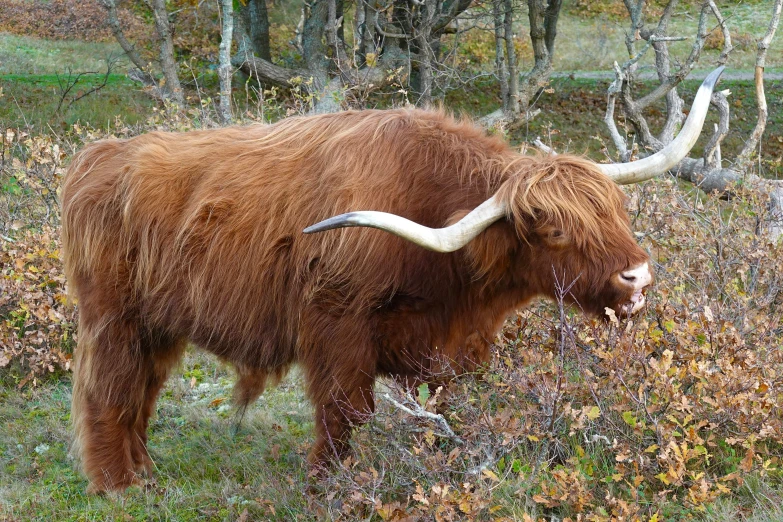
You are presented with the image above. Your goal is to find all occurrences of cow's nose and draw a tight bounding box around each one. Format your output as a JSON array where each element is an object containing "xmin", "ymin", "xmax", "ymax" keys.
[{"xmin": 620, "ymin": 263, "xmax": 652, "ymax": 289}]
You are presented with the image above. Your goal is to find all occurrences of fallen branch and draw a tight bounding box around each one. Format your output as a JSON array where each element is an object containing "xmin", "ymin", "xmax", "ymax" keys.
[
  {"xmin": 381, "ymin": 392, "xmax": 463, "ymax": 445},
  {"xmin": 532, "ymin": 138, "xmax": 556, "ymax": 155}
]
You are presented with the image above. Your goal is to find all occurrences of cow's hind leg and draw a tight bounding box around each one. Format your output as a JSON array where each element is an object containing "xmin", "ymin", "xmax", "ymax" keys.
[{"xmin": 72, "ymin": 319, "xmax": 179, "ymax": 493}]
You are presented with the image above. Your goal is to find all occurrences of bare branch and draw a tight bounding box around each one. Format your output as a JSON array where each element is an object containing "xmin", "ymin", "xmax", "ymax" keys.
[
  {"xmin": 492, "ymin": 0, "xmax": 509, "ymax": 108},
  {"xmin": 381, "ymin": 392, "xmax": 463, "ymax": 445},
  {"xmin": 233, "ymin": 54, "xmax": 310, "ymax": 88},
  {"xmin": 374, "ymin": 20, "xmax": 409, "ymax": 39},
  {"xmin": 735, "ymin": 0, "xmax": 782, "ymax": 170},
  {"xmin": 532, "ymin": 138, "xmax": 556, "ymax": 155},
  {"xmin": 707, "ymin": 0, "xmax": 733, "ymax": 64},
  {"xmin": 504, "ymin": 0, "xmax": 520, "ymax": 114},
  {"xmin": 327, "ymin": 0, "xmax": 351, "ymax": 74},
  {"xmin": 54, "ymin": 59, "xmax": 117, "ymax": 114},
  {"xmin": 702, "ymin": 90, "xmax": 730, "ymax": 170},
  {"xmin": 605, "ymin": 63, "xmax": 630, "ymax": 161},
  {"xmin": 98, "ymin": 0, "xmax": 153, "ymax": 81}
]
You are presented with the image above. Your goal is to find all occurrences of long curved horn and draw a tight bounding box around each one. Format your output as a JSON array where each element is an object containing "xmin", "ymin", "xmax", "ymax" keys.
[
  {"xmin": 600, "ymin": 66, "xmax": 725, "ymax": 184},
  {"xmin": 303, "ymin": 193, "xmax": 507, "ymax": 253}
]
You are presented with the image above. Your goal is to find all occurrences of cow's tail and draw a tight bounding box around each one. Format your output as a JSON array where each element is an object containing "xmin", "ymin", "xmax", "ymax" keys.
[{"xmin": 61, "ymin": 140, "xmax": 128, "ymax": 299}]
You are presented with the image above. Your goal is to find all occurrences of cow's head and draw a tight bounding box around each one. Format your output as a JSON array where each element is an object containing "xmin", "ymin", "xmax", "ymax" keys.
[
  {"xmin": 304, "ymin": 68, "xmax": 724, "ymax": 318},
  {"xmin": 495, "ymin": 155, "xmax": 653, "ymax": 317}
]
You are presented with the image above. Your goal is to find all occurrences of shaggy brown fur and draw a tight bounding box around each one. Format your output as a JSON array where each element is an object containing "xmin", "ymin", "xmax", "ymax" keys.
[{"xmin": 61, "ymin": 108, "xmax": 650, "ymax": 492}]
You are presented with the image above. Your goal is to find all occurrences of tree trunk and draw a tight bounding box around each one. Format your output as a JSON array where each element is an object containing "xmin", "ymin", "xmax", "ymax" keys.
[
  {"xmin": 219, "ymin": 0, "xmax": 234, "ymax": 124},
  {"xmin": 99, "ymin": 0, "xmax": 165, "ymax": 100},
  {"xmin": 415, "ymin": 0, "xmax": 438, "ymax": 106},
  {"xmin": 493, "ymin": 0, "xmax": 509, "ymax": 109},
  {"xmin": 504, "ymin": 0, "xmax": 519, "ymax": 114},
  {"xmin": 150, "ymin": 0, "xmax": 184, "ymax": 105},
  {"xmin": 302, "ymin": 0, "xmax": 330, "ymax": 91},
  {"xmin": 735, "ymin": 0, "xmax": 782, "ymax": 170},
  {"xmin": 236, "ymin": 0, "xmax": 271, "ymax": 61}
]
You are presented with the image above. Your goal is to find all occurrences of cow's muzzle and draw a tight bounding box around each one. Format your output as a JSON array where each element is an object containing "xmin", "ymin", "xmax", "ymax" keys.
[{"xmin": 617, "ymin": 262, "xmax": 653, "ymax": 315}]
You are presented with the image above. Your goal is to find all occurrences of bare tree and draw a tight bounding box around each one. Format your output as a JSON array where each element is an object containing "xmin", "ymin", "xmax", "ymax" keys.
[
  {"xmin": 232, "ymin": 0, "xmax": 474, "ymax": 112},
  {"xmin": 604, "ymin": 0, "xmax": 783, "ymax": 237},
  {"xmin": 148, "ymin": 0, "xmax": 184, "ymax": 106},
  {"xmin": 484, "ymin": 0, "xmax": 562, "ymax": 125},
  {"xmin": 99, "ymin": 0, "xmax": 183, "ymax": 104}
]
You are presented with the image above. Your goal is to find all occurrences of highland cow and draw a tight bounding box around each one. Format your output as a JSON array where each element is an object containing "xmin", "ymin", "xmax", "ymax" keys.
[{"xmin": 61, "ymin": 69, "xmax": 722, "ymax": 493}]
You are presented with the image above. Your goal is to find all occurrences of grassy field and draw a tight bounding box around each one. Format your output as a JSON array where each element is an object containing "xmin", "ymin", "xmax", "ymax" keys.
[
  {"xmin": 0, "ymin": 33, "xmax": 128, "ymax": 76},
  {"xmin": 555, "ymin": 1, "xmax": 783, "ymax": 73},
  {"xmin": 1, "ymin": 352, "xmax": 315, "ymax": 520}
]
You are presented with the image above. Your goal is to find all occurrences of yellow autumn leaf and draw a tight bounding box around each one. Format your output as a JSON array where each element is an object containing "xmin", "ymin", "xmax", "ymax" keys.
[{"xmin": 482, "ymin": 469, "xmax": 500, "ymax": 482}]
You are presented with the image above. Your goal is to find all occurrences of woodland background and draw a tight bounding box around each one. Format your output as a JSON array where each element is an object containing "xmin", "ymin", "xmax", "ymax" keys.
[{"xmin": 1, "ymin": 0, "xmax": 783, "ymax": 520}]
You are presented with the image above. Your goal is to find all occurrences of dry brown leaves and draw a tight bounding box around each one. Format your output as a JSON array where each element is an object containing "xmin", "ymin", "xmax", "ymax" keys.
[
  {"xmin": 1, "ymin": 228, "xmax": 75, "ymax": 387},
  {"xmin": 0, "ymin": 0, "xmax": 150, "ymax": 43}
]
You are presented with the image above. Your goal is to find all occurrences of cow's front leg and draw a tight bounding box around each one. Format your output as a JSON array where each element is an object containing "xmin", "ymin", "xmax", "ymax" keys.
[
  {"xmin": 305, "ymin": 363, "xmax": 376, "ymax": 467},
  {"xmin": 300, "ymin": 316, "xmax": 377, "ymax": 467}
]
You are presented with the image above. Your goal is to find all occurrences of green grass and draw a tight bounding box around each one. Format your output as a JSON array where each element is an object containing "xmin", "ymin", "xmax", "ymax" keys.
[
  {"xmin": 0, "ymin": 33, "xmax": 154, "ymax": 130},
  {"xmin": 0, "ymin": 351, "xmax": 315, "ymax": 521},
  {"xmin": 704, "ymin": 475, "xmax": 783, "ymax": 521},
  {"xmin": 0, "ymin": 33, "xmax": 128, "ymax": 76},
  {"xmin": 1, "ymin": 73, "xmax": 155, "ymax": 131}
]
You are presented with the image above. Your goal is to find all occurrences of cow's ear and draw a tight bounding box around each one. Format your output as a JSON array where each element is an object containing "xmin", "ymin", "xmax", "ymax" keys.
[{"xmin": 447, "ymin": 209, "xmax": 517, "ymax": 280}]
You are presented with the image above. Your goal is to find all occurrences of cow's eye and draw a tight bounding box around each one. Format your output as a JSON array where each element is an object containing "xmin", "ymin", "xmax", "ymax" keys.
[{"xmin": 543, "ymin": 227, "xmax": 568, "ymax": 246}]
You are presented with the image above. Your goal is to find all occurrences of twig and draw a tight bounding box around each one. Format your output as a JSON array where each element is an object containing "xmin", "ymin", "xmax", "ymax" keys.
[
  {"xmin": 465, "ymin": 447, "xmax": 500, "ymax": 476},
  {"xmin": 381, "ymin": 392, "xmax": 463, "ymax": 445}
]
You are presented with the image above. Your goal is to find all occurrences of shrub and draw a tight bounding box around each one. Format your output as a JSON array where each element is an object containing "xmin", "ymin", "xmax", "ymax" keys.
[
  {"xmin": 1, "ymin": 228, "xmax": 75, "ymax": 387},
  {"xmin": 0, "ymin": 0, "xmax": 149, "ymax": 43}
]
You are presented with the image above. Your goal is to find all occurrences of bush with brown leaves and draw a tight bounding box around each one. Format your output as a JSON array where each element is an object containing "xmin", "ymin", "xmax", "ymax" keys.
[{"xmin": 1, "ymin": 228, "xmax": 75, "ymax": 387}]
